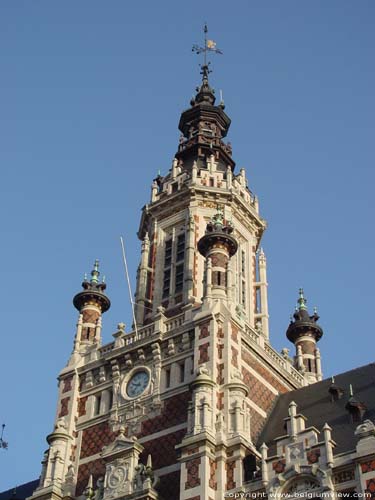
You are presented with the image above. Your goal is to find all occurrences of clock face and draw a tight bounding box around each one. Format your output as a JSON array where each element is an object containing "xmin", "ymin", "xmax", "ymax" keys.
[{"xmin": 126, "ymin": 370, "xmax": 150, "ymax": 398}]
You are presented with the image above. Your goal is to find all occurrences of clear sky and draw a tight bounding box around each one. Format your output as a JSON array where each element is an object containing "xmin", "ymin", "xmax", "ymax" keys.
[{"xmin": 0, "ymin": 0, "xmax": 374, "ymax": 490}]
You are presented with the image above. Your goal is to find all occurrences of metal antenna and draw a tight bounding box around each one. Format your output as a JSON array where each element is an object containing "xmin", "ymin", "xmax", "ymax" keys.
[{"xmin": 120, "ymin": 237, "xmax": 138, "ymax": 336}]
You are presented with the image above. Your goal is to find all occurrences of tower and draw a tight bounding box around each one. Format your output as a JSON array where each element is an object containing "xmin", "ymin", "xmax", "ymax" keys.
[
  {"xmin": 286, "ymin": 288, "xmax": 323, "ymax": 383},
  {"xmin": 28, "ymin": 57, "xmax": 322, "ymax": 500}
]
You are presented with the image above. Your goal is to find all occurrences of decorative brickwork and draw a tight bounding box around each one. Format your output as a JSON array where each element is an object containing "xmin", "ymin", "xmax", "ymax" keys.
[
  {"xmin": 69, "ymin": 444, "xmax": 77, "ymax": 462},
  {"xmin": 217, "ymin": 363, "xmax": 224, "ymax": 385},
  {"xmin": 140, "ymin": 428, "xmax": 186, "ymax": 470},
  {"xmin": 307, "ymin": 449, "xmax": 320, "ymax": 464},
  {"xmin": 333, "ymin": 469, "xmax": 355, "ymax": 484},
  {"xmin": 249, "ymin": 408, "xmax": 266, "ymax": 441},
  {"xmin": 140, "ymin": 391, "xmax": 190, "ymax": 437},
  {"xmin": 217, "ymin": 391, "xmax": 224, "ymax": 410},
  {"xmin": 62, "ymin": 376, "xmax": 73, "ymax": 393},
  {"xmin": 242, "ymin": 349, "xmax": 289, "ymax": 393},
  {"xmin": 226, "ymin": 460, "xmax": 236, "ymax": 490},
  {"xmin": 231, "ymin": 346, "xmax": 238, "ymax": 367},
  {"xmin": 77, "ymin": 396, "xmax": 88, "ymax": 417},
  {"xmin": 80, "ymin": 422, "xmax": 118, "ymax": 459},
  {"xmin": 242, "ymin": 367, "xmax": 277, "ymax": 412},
  {"xmin": 361, "ymin": 460, "xmax": 375, "ymax": 473},
  {"xmin": 366, "ymin": 479, "xmax": 375, "ymax": 500},
  {"xmin": 199, "ymin": 322, "xmax": 210, "ymax": 339},
  {"xmin": 272, "ymin": 459, "xmax": 286, "ymax": 473},
  {"xmin": 217, "ymin": 327, "xmax": 224, "ymax": 339},
  {"xmin": 82, "ymin": 309, "xmax": 100, "ymax": 323},
  {"xmin": 58, "ymin": 397, "xmax": 69, "ymax": 417},
  {"xmin": 185, "ymin": 457, "xmax": 201, "ymax": 489},
  {"xmin": 157, "ymin": 470, "xmax": 180, "ymax": 500},
  {"xmin": 217, "ymin": 343, "xmax": 224, "ymax": 359},
  {"xmin": 231, "ymin": 323, "xmax": 238, "ymax": 343},
  {"xmin": 209, "ymin": 458, "xmax": 217, "ymax": 490},
  {"xmin": 76, "ymin": 458, "xmax": 106, "ymax": 496},
  {"xmin": 198, "ymin": 342, "xmax": 209, "ymax": 364}
]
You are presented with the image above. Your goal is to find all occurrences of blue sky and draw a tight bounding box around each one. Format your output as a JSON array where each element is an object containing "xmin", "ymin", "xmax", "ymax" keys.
[{"xmin": 0, "ymin": 0, "xmax": 374, "ymax": 489}]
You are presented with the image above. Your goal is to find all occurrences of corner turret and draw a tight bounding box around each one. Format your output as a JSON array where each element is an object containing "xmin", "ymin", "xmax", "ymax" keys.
[{"xmin": 286, "ymin": 288, "xmax": 323, "ymax": 384}]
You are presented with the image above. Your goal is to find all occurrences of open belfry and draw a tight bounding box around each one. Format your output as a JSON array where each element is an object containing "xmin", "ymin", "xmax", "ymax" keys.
[{"xmin": 19, "ymin": 33, "xmax": 375, "ymax": 500}]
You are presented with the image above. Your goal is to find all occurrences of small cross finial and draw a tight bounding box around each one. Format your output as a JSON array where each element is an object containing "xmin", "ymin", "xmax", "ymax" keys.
[{"xmin": 297, "ymin": 288, "xmax": 307, "ymax": 310}]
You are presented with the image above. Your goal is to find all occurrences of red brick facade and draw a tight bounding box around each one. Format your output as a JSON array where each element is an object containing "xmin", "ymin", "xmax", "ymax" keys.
[
  {"xmin": 361, "ymin": 460, "xmax": 375, "ymax": 473},
  {"xmin": 141, "ymin": 428, "xmax": 186, "ymax": 470},
  {"xmin": 58, "ymin": 397, "xmax": 69, "ymax": 417},
  {"xmin": 366, "ymin": 479, "xmax": 375, "ymax": 500},
  {"xmin": 198, "ymin": 342, "xmax": 209, "ymax": 364},
  {"xmin": 226, "ymin": 460, "xmax": 236, "ymax": 490},
  {"xmin": 185, "ymin": 457, "xmax": 201, "ymax": 489},
  {"xmin": 242, "ymin": 349, "xmax": 289, "ymax": 393},
  {"xmin": 231, "ymin": 346, "xmax": 238, "ymax": 367},
  {"xmin": 77, "ymin": 396, "xmax": 88, "ymax": 417},
  {"xmin": 307, "ymin": 449, "xmax": 320, "ymax": 464},
  {"xmin": 216, "ymin": 363, "xmax": 224, "ymax": 385},
  {"xmin": 199, "ymin": 322, "xmax": 210, "ymax": 339},
  {"xmin": 140, "ymin": 391, "xmax": 190, "ymax": 437},
  {"xmin": 62, "ymin": 376, "xmax": 73, "ymax": 393},
  {"xmin": 209, "ymin": 458, "xmax": 217, "ymax": 490},
  {"xmin": 76, "ymin": 458, "xmax": 106, "ymax": 496},
  {"xmin": 242, "ymin": 367, "xmax": 277, "ymax": 412},
  {"xmin": 80, "ymin": 422, "xmax": 118, "ymax": 459}
]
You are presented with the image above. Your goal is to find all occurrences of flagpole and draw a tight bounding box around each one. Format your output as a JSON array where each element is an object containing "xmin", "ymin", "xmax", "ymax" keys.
[{"xmin": 120, "ymin": 236, "xmax": 138, "ymax": 336}]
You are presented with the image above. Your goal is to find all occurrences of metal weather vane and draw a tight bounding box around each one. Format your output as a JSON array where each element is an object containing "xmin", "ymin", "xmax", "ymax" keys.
[
  {"xmin": 0, "ymin": 424, "xmax": 8, "ymax": 449},
  {"xmin": 192, "ymin": 24, "xmax": 223, "ymax": 76}
]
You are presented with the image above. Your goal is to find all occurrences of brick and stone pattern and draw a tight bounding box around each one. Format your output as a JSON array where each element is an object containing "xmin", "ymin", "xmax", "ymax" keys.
[
  {"xmin": 185, "ymin": 457, "xmax": 201, "ymax": 489},
  {"xmin": 231, "ymin": 346, "xmax": 238, "ymax": 367},
  {"xmin": 307, "ymin": 449, "xmax": 320, "ymax": 464},
  {"xmin": 272, "ymin": 459, "xmax": 286, "ymax": 473},
  {"xmin": 58, "ymin": 397, "xmax": 69, "ymax": 417},
  {"xmin": 62, "ymin": 376, "xmax": 73, "ymax": 393},
  {"xmin": 140, "ymin": 391, "xmax": 190, "ymax": 437},
  {"xmin": 157, "ymin": 470, "xmax": 180, "ymax": 499},
  {"xmin": 361, "ymin": 460, "xmax": 375, "ymax": 473},
  {"xmin": 76, "ymin": 458, "xmax": 106, "ymax": 496},
  {"xmin": 366, "ymin": 479, "xmax": 375, "ymax": 500},
  {"xmin": 77, "ymin": 396, "xmax": 88, "ymax": 417},
  {"xmin": 198, "ymin": 342, "xmax": 209, "ymax": 364},
  {"xmin": 226, "ymin": 460, "xmax": 236, "ymax": 490},
  {"xmin": 242, "ymin": 349, "xmax": 289, "ymax": 393},
  {"xmin": 249, "ymin": 408, "xmax": 266, "ymax": 442},
  {"xmin": 242, "ymin": 367, "xmax": 276, "ymax": 412},
  {"xmin": 80, "ymin": 422, "xmax": 118, "ymax": 459},
  {"xmin": 140, "ymin": 428, "xmax": 186, "ymax": 470},
  {"xmin": 217, "ymin": 363, "xmax": 224, "ymax": 385},
  {"xmin": 209, "ymin": 458, "xmax": 217, "ymax": 490},
  {"xmin": 199, "ymin": 322, "xmax": 210, "ymax": 339}
]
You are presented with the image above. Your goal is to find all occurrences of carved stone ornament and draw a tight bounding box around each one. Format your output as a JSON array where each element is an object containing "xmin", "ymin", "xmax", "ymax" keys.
[
  {"xmin": 355, "ymin": 419, "xmax": 375, "ymax": 438},
  {"xmin": 284, "ymin": 477, "xmax": 320, "ymax": 495},
  {"xmin": 104, "ymin": 459, "xmax": 131, "ymax": 499}
]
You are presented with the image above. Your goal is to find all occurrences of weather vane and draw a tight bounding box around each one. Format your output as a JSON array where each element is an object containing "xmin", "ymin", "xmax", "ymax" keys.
[
  {"xmin": 0, "ymin": 424, "xmax": 8, "ymax": 450},
  {"xmin": 192, "ymin": 24, "xmax": 223, "ymax": 74}
]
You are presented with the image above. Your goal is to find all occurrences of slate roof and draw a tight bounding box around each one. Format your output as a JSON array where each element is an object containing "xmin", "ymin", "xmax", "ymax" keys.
[
  {"xmin": 0, "ymin": 481, "xmax": 39, "ymax": 500},
  {"xmin": 257, "ymin": 363, "xmax": 375, "ymax": 456}
]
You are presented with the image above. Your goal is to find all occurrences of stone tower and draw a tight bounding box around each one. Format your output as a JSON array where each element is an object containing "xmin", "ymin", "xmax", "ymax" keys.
[{"xmin": 28, "ymin": 65, "xmax": 320, "ymax": 500}]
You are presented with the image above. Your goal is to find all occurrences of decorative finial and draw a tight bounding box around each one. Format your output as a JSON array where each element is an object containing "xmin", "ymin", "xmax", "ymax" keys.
[
  {"xmin": 192, "ymin": 24, "xmax": 222, "ymax": 79},
  {"xmin": 297, "ymin": 288, "xmax": 307, "ymax": 310},
  {"xmin": 90, "ymin": 260, "xmax": 100, "ymax": 284},
  {"xmin": 349, "ymin": 384, "xmax": 354, "ymax": 397},
  {"xmin": 83, "ymin": 272, "xmax": 88, "ymax": 282},
  {"xmin": 313, "ymin": 306, "xmax": 318, "ymax": 315},
  {"xmin": 331, "ymin": 376, "xmax": 335, "ymax": 384},
  {"xmin": 102, "ymin": 275, "xmax": 106, "ymax": 283}
]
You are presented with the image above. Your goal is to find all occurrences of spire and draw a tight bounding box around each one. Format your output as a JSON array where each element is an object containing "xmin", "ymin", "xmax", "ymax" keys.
[
  {"xmin": 297, "ymin": 288, "xmax": 307, "ymax": 310},
  {"xmin": 90, "ymin": 259, "xmax": 100, "ymax": 284}
]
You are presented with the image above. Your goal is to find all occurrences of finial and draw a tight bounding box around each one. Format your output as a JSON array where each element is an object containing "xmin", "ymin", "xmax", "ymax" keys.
[
  {"xmin": 102, "ymin": 275, "xmax": 106, "ymax": 283},
  {"xmin": 349, "ymin": 384, "xmax": 353, "ymax": 397},
  {"xmin": 90, "ymin": 260, "xmax": 100, "ymax": 284},
  {"xmin": 313, "ymin": 306, "xmax": 318, "ymax": 315},
  {"xmin": 192, "ymin": 24, "xmax": 222, "ymax": 79},
  {"xmin": 331, "ymin": 376, "xmax": 335, "ymax": 384},
  {"xmin": 83, "ymin": 272, "xmax": 88, "ymax": 282},
  {"xmin": 157, "ymin": 169, "xmax": 161, "ymax": 176},
  {"xmin": 297, "ymin": 288, "xmax": 307, "ymax": 310}
]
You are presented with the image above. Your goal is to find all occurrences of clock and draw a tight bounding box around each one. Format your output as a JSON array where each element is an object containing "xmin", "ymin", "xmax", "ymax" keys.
[{"xmin": 126, "ymin": 370, "xmax": 150, "ymax": 398}]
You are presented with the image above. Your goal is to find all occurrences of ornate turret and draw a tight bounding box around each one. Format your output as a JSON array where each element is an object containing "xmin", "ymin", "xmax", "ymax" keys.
[
  {"xmin": 286, "ymin": 289, "xmax": 323, "ymax": 383},
  {"xmin": 176, "ymin": 64, "xmax": 234, "ymax": 171},
  {"xmin": 72, "ymin": 260, "xmax": 110, "ymax": 348},
  {"xmin": 198, "ymin": 208, "xmax": 238, "ymax": 300}
]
